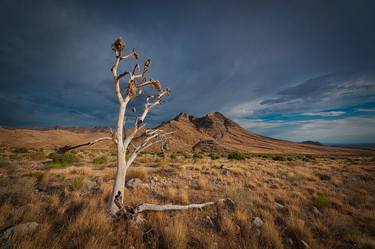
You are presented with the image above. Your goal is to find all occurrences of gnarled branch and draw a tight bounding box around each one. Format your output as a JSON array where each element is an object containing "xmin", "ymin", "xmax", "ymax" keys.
[{"xmin": 56, "ymin": 136, "xmax": 113, "ymax": 153}]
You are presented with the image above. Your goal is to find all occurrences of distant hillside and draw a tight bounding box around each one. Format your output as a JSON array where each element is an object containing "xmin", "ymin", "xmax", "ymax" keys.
[
  {"xmin": 300, "ymin": 141, "xmax": 323, "ymax": 146},
  {"xmin": 0, "ymin": 113, "xmax": 374, "ymax": 155},
  {"xmin": 143, "ymin": 112, "xmax": 372, "ymax": 154}
]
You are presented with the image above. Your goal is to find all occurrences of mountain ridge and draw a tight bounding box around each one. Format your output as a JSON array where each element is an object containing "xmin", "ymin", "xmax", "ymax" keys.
[{"xmin": 0, "ymin": 112, "xmax": 374, "ymax": 155}]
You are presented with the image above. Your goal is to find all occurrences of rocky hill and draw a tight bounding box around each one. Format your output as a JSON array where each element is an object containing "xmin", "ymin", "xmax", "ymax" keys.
[
  {"xmin": 152, "ymin": 112, "xmax": 372, "ymax": 154},
  {"xmin": 0, "ymin": 112, "xmax": 373, "ymax": 155}
]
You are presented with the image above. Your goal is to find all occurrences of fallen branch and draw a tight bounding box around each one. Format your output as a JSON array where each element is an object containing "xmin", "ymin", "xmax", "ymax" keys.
[
  {"xmin": 134, "ymin": 202, "xmax": 215, "ymax": 213},
  {"xmin": 56, "ymin": 136, "xmax": 113, "ymax": 153},
  {"xmin": 115, "ymin": 198, "xmax": 235, "ymax": 218}
]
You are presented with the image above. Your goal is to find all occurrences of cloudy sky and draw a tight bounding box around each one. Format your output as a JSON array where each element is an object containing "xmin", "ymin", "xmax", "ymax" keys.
[{"xmin": 0, "ymin": 0, "xmax": 374, "ymax": 144}]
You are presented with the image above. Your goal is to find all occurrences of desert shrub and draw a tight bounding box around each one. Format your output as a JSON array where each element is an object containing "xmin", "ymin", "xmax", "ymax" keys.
[
  {"xmin": 258, "ymin": 154, "xmax": 273, "ymax": 158},
  {"xmin": 181, "ymin": 152, "xmax": 192, "ymax": 159},
  {"xmin": 170, "ymin": 153, "xmax": 177, "ymax": 159},
  {"xmin": 317, "ymin": 173, "xmax": 331, "ymax": 181},
  {"xmin": 93, "ymin": 155, "xmax": 107, "ymax": 165},
  {"xmin": 314, "ymin": 194, "xmax": 330, "ymax": 208},
  {"xmin": 302, "ymin": 154, "xmax": 316, "ymax": 161},
  {"xmin": 12, "ymin": 147, "xmax": 29, "ymax": 153},
  {"xmin": 47, "ymin": 152, "xmax": 78, "ymax": 167},
  {"xmin": 126, "ymin": 167, "xmax": 148, "ymax": 180},
  {"xmin": 139, "ymin": 151, "xmax": 147, "ymax": 156},
  {"xmin": 209, "ymin": 152, "xmax": 221, "ymax": 160},
  {"xmin": 272, "ymin": 155, "xmax": 286, "ymax": 161},
  {"xmin": 70, "ymin": 176, "xmax": 85, "ymax": 191},
  {"xmin": 0, "ymin": 161, "xmax": 14, "ymax": 168},
  {"xmin": 193, "ymin": 152, "xmax": 205, "ymax": 159},
  {"xmin": 228, "ymin": 151, "xmax": 246, "ymax": 160},
  {"xmin": 29, "ymin": 149, "xmax": 46, "ymax": 161}
]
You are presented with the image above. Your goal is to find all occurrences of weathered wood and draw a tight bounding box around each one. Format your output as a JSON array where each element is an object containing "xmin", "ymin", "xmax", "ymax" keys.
[
  {"xmin": 108, "ymin": 37, "xmax": 172, "ymax": 215},
  {"xmin": 56, "ymin": 136, "xmax": 113, "ymax": 153},
  {"xmin": 134, "ymin": 201, "xmax": 216, "ymax": 213},
  {"xmin": 114, "ymin": 198, "xmax": 235, "ymax": 218}
]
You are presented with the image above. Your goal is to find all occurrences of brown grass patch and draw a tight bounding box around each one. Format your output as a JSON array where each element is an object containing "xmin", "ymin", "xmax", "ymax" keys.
[
  {"xmin": 126, "ymin": 167, "xmax": 148, "ymax": 181},
  {"xmin": 162, "ymin": 216, "xmax": 188, "ymax": 249}
]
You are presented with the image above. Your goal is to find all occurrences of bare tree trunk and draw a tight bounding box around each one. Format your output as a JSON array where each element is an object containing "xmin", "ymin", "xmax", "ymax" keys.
[{"xmin": 57, "ymin": 37, "xmax": 226, "ymax": 219}]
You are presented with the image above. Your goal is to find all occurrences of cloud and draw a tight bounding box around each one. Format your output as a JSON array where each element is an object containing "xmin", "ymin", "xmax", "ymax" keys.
[
  {"xmin": 302, "ymin": 111, "xmax": 345, "ymax": 117},
  {"xmin": 235, "ymin": 116, "xmax": 375, "ymax": 144},
  {"xmin": 225, "ymin": 71, "xmax": 375, "ymax": 118},
  {"xmin": 356, "ymin": 108, "xmax": 375, "ymax": 112}
]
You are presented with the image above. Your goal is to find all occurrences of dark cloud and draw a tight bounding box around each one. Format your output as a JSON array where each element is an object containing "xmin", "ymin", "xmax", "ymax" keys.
[
  {"xmin": 0, "ymin": 0, "xmax": 374, "ymax": 144},
  {"xmin": 260, "ymin": 70, "xmax": 375, "ymax": 108}
]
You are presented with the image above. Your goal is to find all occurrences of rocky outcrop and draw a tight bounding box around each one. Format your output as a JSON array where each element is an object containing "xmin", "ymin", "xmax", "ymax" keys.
[{"xmin": 192, "ymin": 140, "xmax": 227, "ymax": 153}]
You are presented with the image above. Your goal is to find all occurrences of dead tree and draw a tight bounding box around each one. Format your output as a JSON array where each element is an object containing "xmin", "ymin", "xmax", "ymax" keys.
[{"xmin": 58, "ymin": 37, "xmax": 234, "ymax": 217}]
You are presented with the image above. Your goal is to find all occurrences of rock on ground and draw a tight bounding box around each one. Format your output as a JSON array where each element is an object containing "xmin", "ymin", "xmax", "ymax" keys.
[
  {"xmin": 81, "ymin": 176, "xmax": 103, "ymax": 196},
  {"xmin": 0, "ymin": 222, "xmax": 39, "ymax": 249},
  {"xmin": 251, "ymin": 217, "xmax": 264, "ymax": 228}
]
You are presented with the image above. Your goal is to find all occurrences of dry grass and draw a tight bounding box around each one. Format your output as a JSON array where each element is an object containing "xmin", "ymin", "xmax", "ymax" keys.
[
  {"xmin": 218, "ymin": 215, "xmax": 239, "ymax": 235},
  {"xmin": 179, "ymin": 189, "xmax": 189, "ymax": 204},
  {"xmin": 166, "ymin": 187, "xmax": 178, "ymax": 200},
  {"xmin": 197, "ymin": 176, "xmax": 208, "ymax": 190},
  {"xmin": 126, "ymin": 166, "xmax": 148, "ymax": 181},
  {"xmin": 260, "ymin": 221, "xmax": 284, "ymax": 249},
  {"xmin": 0, "ymin": 147, "xmax": 374, "ymax": 249},
  {"xmin": 161, "ymin": 217, "xmax": 188, "ymax": 249}
]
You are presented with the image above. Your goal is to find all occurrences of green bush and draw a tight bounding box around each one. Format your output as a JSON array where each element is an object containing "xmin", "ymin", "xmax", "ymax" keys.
[
  {"xmin": 29, "ymin": 149, "xmax": 46, "ymax": 161},
  {"xmin": 93, "ymin": 155, "xmax": 107, "ymax": 165},
  {"xmin": 257, "ymin": 154, "xmax": 272, "ymax": 159},
  {"xmin": 302, "ymin": 154, "xmax": 316, "ymax": 161},
  {"xmin": 170, "ymin": 153, "xmax": 177, "ymax": 159},
  {"xmin": 227, "ymin": 151, "xmax": 246, "ymax": 160},
  {"xmin": 193, "ymin": 152, "xmax": 205, "ymax": 159},
  {"xmin": 313, "ymin": 194, "xmax": 330, "ymax": 208},
  {"xmin": 12, "ymin": 147, "xmax": 29, "ymax": 153},
  {"xmin": 272, "ymin": 155, "xmax": 286, "ymax": 161},
  {"xmin": 209, "ymin": 152, "xmax": 221, "ymax": 160},
  {"xmin": 181, "ymin": 152, "xmax": 192, "ymax": 159},
  {"xmin": 47, "ymin": 152, "xmax": 78, "ymax": 167}
]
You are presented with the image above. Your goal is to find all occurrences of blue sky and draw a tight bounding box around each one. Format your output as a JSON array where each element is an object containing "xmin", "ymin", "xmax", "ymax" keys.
[{"xmin": 0, "ymin": 0, "xmax": 374, "ymax": 144}]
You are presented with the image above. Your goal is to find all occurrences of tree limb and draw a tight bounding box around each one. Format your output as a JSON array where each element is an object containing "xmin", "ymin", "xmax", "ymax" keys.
[{"xmin": 56, "ymin": 136, "xmax": 113, "ymax": 153}]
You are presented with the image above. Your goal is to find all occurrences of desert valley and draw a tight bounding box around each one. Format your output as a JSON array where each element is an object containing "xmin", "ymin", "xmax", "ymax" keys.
[
  {"xmin": 1, "ymin": 1, "xmax": 375, "ymax": 248},
  {"xmin": 0, "ymin": 112, "xmax": 374, "ymax": 249}
]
